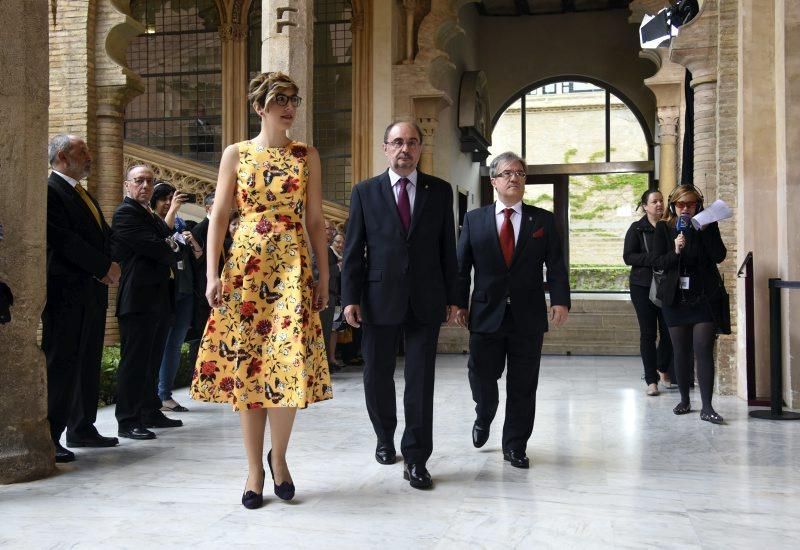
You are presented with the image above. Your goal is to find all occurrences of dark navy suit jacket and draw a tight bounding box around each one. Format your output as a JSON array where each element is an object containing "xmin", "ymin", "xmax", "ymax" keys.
[
  {"xmin": 341, "ymin": 170, "xmax": 459, "ymax": 325},
  {"xmin": 456, "ymin": 203, "xmax": 570, "ymax": 334}
]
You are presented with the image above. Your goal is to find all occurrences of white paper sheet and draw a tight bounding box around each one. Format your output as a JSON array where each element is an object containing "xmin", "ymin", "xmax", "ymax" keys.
[{"xmin": 692, "ymin": 199, "xmax": 732, "ymax": 229}]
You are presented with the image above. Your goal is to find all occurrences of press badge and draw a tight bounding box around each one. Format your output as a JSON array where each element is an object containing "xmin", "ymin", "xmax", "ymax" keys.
[
  {"xmin": 177, "ymin": 260, "xmax": 185, "ymax": 271},
  {"xmin": 680, "ymin": 276, "xmax": 690, "ymax": 289}
]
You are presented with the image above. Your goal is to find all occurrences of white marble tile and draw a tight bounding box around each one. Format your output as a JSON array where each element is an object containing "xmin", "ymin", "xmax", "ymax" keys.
[{"xmin": 2, "ymin": 355, "xmax": 799, "ymax": 549}]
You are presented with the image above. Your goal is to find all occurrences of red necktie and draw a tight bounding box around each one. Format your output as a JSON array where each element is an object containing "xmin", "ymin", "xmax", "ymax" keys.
[
  {"xmin": 397, "ymin": 177, "xmax": 411, "ymax": 232},
  {"xmin": 500, "ymin": 208, "xmax": 514, "ymax": 267}
]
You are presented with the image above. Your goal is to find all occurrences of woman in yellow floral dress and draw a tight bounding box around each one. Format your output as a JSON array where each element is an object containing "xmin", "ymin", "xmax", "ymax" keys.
[{"xmin": 190, "ymin": 72, "xmax": 332, "ymax": 509}]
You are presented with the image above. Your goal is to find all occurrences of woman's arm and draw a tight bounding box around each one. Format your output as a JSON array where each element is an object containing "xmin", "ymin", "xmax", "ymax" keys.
[
  {"xmin": 305, "ymin": 146, "xmax": 329, "ymax": 311},
  {"xmin": 622, "ymin": 223, "xmax": 650, "ymax": 267},
  {"xmin": 205, "ymin": 144, "xmax": 239, "ymax": 307},
  {"xmin": 651, "ymin": 221, "xmax": 679, "ymax": 271}
]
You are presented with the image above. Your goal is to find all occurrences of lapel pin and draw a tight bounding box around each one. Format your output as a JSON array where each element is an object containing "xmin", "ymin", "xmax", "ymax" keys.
[{"xmin": 528, "ymin": 216, "xmax": 533, "ymax": 221}]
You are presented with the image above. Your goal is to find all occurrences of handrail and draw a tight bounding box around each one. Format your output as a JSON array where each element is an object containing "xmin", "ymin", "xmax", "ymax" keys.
[
  {"xmin": 749, "ymin": 278, "xmax": 800, "ymax": 420},
  {"xmin": 737, "ymin": 251, "xmax": 753, "ymax": 277},
  {"xmin": 736, "ymin": 252, "xmax": 763, "ymax": 404}
]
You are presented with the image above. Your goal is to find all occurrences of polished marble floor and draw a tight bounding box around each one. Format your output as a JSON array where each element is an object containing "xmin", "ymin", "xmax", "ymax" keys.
[{"xmin": 2, "ymin": 355, "xmax": 799, "ymax": 549}]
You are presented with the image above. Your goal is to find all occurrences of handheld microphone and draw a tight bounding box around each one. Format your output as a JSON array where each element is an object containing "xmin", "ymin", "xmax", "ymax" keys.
[{"xmin": 677, "ymin": 213, "xmax": 691, "ymax": 234}]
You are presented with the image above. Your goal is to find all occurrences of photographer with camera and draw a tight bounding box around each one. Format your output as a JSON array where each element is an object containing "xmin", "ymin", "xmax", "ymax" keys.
[{"xmin": 151, "ymin": 182, "xmax": 202, "ymax": 413}]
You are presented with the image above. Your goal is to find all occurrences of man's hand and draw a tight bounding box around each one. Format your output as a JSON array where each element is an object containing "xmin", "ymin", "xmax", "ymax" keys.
[
  {"xmin": 102, "ymin": 261, "xmax": 121, "ymax": 285},
  {"xmin": 454, "ymin": 307, "xmax": 469, "ymax": 328},
  {"xmin": 445, "ymin": 305, "xmax": 460, "ymax": 325},
  {"xmin": 344, "ymin": 304, "xmax": 362, "ymax": 328},
  {"xmin": 549, "ymin": 305, "xmax": 568, "ymax": 327}
]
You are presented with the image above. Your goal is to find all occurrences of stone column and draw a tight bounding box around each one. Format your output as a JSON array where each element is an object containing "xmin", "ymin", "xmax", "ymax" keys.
[
  {"xmin": 656, "ymin": 106, "xmax": 680, "ymax": 194},
  {"xmin": 0, "ymin": 0, "xmax": 54, "ymax": 484},
  {"xmin": 402, "ymin": 0, "xmax": 416, "ymax": 64},
  {"xmin": 643, "ymin": 48, "xmax": 685, "ymax": 195},
  {"xmin": 261, "ymin": 0, "xmax": 313, "ymax": 143},
  {"xmin": 412, "ymin": 95, "xmax": 451, "ymax": 174},
  {"xmin": 220, "ymin": 20, "xmax": 249, "ymax": 146}
]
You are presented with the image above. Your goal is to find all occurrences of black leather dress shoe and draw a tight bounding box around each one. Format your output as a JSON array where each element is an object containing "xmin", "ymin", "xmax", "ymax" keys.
[
  {"xmin": 55, "ymin": 442, "xmax": 75, "ymax": 463},
  {"xmin": 145, "ymin": 414, "xmax": 183, "ymax": 428},
  {"xmin": 118, "ymin": 426, "xmax": 156, "ymax": 440},
  {"xmin": 472, "ymin": 422, "xmax": 490, "ymax": 448},
  {"xmin": 66, "ymin": 434, "xmax": 119, "ymax": 448},
  {"xmin": 403, "ymin": 463, "xmax": 433, "ymax": 489},
  {"xmin": 375, "ymin": 442, "xmax": 396, "ymax": 465},
  {"xmin": 503, "ymin": 449, "xmax": 530, "ymax": 469}
]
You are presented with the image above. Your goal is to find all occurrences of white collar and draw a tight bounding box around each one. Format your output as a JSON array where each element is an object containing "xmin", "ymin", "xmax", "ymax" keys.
[
  {"xmin": 495, "ymin": 201, "xmax": 522, "ymax": 216},
  {"xmin": 388, "ymin": 169, "xmax": 418, "ymax": 186},
  {"xmin": 52, "ymin": 170, "xmax": 80, "ymax": 188}
]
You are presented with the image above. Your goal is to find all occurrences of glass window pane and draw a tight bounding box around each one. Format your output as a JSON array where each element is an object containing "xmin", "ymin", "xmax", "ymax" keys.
[
  {"xmin": 610, "ymin": 94, "xmax": 648, "ymax": 162},
  {"xmin": 125, "ymin": 0, "xmax": 222, "ymax": 166},
  {"xmin": 568, "ymin": 173, "xmax": 649, "ymax": 291},
  {"xmin": 487, "ymin": 99, "xmax": 522, "ymax": 164}
]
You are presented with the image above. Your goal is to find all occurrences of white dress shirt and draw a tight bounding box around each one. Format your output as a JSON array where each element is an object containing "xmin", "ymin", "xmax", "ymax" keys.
[
  {"xmin": 52, "ymin": 170, "xmax": 80, "ymax": 188},
  {"xmin": 388, "ymin": 169, "xmax": 417, "ymax": 216},
  {"xmin": 495, "ymin": 201, "xmax": 522, "ymax": 244}
]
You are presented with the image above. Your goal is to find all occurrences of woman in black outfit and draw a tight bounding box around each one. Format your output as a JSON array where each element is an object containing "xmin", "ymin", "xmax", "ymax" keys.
[
  {"xmin": 653, "ymin": 184, "xmax": 727, "ymax": 424},
  {"xmin": 624, "ymin": 189, "xmax": 673, "ymax": 396}
]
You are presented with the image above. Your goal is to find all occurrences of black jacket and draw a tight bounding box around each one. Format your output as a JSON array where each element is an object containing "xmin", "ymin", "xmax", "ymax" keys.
[
  {"xmin": 456, "ymin": 203, "xmax": 571, "ymax": 334},
  {"xmin": 652, "ymin": 219, "xmax": 726, "ymax": 307},
  {"xmin": 112, "ymin": 197, "xmax": 180, "ymax": 317},
  {"xmin": 341, "ymin": 170, "xmax": 459, "ymax": 325},
  {"xmin": 45, "ymin": 172, "xmax": 112, "ymax": 308},
  {"xmin": 623, "ymin": 215, "xmax": 658, "ymax": 288}
]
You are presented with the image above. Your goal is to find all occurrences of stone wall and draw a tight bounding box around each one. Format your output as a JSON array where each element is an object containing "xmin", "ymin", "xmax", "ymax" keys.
[{"xmin": 0, "ymin": 0, "xmax": 54, "ymax": 483}]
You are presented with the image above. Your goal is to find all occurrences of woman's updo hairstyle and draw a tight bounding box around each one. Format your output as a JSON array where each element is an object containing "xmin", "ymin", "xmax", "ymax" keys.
[
  {"xmin": 248, "ymin": 71, "xmax": 299, "ymax": 109},
  {"xmin": 637, "ymin": 188, "xmax": 662, "ymax": 212}
]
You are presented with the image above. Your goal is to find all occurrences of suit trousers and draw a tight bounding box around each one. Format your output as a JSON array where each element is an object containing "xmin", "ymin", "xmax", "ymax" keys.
[
  {"xmin": 116, "ymin": 312, "xmax": 171, "ymax": 429},
  {"xmin": 468, "ymin": 305, "xmax": 544, "ymax": 453},
  {"xmin": 361, "ymin": 310, "xmax": 440, "ymax": 465},
  {"xmin": 42, "ymin": 298, "xmax": 106, "ymax": 441}
]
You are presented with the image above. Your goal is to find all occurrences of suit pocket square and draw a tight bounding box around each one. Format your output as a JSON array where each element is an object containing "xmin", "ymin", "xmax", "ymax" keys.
[{"xmin": 532, "ymin": 228, "xmax": 545, "ymax": 239}]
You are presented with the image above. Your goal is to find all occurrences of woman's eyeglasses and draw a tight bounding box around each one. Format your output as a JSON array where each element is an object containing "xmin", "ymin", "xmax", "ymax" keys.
[
  {"xmin": 273, "ymin": 93, "xmax": 302, "ymax": 107},
  {"xmin": 674, "ymin": 201, "xmax": 697, "ymax": 209}
]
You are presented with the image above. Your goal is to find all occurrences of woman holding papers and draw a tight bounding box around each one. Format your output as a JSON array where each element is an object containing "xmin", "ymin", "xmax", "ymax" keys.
[{"xmin": 652, "ymin": 184, "xmax": 728, "ymax": 425}]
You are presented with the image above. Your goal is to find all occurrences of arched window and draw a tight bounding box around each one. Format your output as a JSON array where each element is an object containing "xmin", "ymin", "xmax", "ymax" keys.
[
  {"xmin": 313, "ymin": 0, "xmax": 353, "ymax": 205},
  {"xmin": 490, "ymin": 80, "xmax": 654, "ymax": 292},
  {"xmin": 125, "ymin": 0, "xmax": 223, "ymax": 166}
]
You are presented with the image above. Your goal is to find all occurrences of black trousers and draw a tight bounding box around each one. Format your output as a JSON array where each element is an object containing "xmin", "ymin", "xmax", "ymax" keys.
[
  {"xmin": 116, "ymin": 313, "xmax": 170, "ymax": 429},
  {"xmin": 468, "ymin": 306, "xmax": 544, "ymax": 453},
  {"xmin": 629, "ymin": 284, "xmax": 673, "ymax": 385},
  {"xmin": 361, "ymin": 311, "xmax": 440, "ymax": 465},
  {"xmin": 42, "ymin": 298, "xmax": 106, "ymax": 441}
]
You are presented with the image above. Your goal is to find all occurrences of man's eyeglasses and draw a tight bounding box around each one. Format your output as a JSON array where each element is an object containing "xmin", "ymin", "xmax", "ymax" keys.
[
  {"xmin": 274, "ymin": 93, "xmax": 302, "ymax": 107},
  {"xmin": 128, "ymin": 177, "xmax": 155, "ymax": 186},
  {"xmin": 674, "ymin": 201, "xmax": 697, "ymax": 209},
  {"xmin": 384, "ymin": 139, "xmax": 421, "ymax": 150},
  {"xmin": 494, "ymin": 170, "xmax": 527, "ymax": 180}
]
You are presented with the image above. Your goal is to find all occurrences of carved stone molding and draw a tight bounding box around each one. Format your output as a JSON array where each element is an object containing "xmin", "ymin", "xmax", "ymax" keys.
[{"xmin": 657, "ymin": 105, "xmax": 680, "ymax": 142}]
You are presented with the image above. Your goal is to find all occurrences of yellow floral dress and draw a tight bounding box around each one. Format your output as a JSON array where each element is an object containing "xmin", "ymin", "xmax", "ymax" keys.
[{"xmin": 190, "ymin": 140, "xmax": 332, "ymax": 410}]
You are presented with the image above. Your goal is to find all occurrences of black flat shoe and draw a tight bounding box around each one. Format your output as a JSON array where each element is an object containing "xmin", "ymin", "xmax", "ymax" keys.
[
  {"xmin": 375, "ymin": 441, "xmax": 396, "ymax": 465},
  {"xmin": 472, "ymin": 422, "xmax": 490, "ymax": 448},
  {"xmin": 403, "ymin": 463, "xmax": 433, "ymax": 489},
  {"xmin": 54, "ymin": 442, "xmax": 75, "ymax": 463},
  {"xmin": 118, "ymin": 426, "xmax": 156, "ymax": 440},
  {"xmin": 145, "ymin": 413, "xmax": 183, "ymax": 428},
  {"xmin": 673, "ymin": 402, "xmax": 692, "ymax": 415},
  {"xmin": 242, "ymin": 469, "xmax": 265, "ymax": 510},
  {"xmin": 267, "ymin": 449, "xmax": 295, "ymax": 501},
  {"xmin": 503, "ymin": 449, "xmax": 530, "ymax": 469},
  {"xmin": 700, "ymin": 409, "xmax": 724, "ymax": 424},
  {"xmin": 66, "ymin": 434, "xmax": 119, "ymax": 448}
]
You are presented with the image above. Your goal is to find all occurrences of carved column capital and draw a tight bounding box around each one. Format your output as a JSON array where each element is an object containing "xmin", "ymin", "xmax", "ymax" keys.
[
  {"xmin": 219, "ymin": 22, "xmax": 247, "ymax": 42},
  {"xmin": 97, "ymin": 82, "xmax": 145, "ymax": 118},
  {"xmin": 657, "ymin": 105, "xmax": 680, "ymax": 143}
]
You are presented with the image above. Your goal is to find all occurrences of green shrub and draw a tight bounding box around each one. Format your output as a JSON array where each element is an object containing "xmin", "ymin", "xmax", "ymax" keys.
[
  {"xmin": 569, "ymin": 264, "xmax": 630, "ymax": 291},
  {"xmin": 98, "ymin": 343, "xmax": 195, "ymax": 407}
]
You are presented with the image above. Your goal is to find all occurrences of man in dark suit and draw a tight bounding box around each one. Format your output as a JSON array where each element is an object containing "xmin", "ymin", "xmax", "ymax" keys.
[
  {"xmin": 187, "ymin": 192, "xmax": 215, "ymax": 367},
  {"xmin": 43, "ymin": 134, "xmax": 121, "ymax": 463},
  {"xmin": 342, "ymin": 121, "xmax": 459, "ymax": 489},
  {"xmin": 112, "ymin": 165, "xmax": 182, "ymax": 440},
  {"xmin": 455, "ymin": 151, "xmax": 570, "ymax": 469}
]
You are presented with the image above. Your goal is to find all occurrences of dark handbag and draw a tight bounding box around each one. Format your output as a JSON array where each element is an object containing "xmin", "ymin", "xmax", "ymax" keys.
[
  {"xmin": 707, "ymin": 270, "xmax": 731, "ymax": 335},
  {"xmin": 641, "ymin": 231, "xmax": 665, "ymax": 307}
]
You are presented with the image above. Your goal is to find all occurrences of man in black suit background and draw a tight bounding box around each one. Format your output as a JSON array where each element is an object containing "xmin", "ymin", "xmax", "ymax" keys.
[
  {"xmin": 455, "ymin": 151, "xmax": 570, "ymax": 469},
  {"xmin": 187, "ymin": 192, "xmax": 215, "ymax": 367},
  {"xmin": 342, "ymin": 121, "xmax": 458, "ymax": 489},
  {"xmin": 44, "ymin": 134, "xmax": 121, "ymax": 463},
  {"xmin": 112, "ymin": 165, "xmax": 182, "ymax": 440}
]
